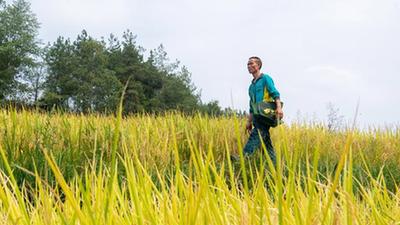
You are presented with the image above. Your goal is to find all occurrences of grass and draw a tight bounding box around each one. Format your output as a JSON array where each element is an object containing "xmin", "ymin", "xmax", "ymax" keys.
[{"xmin": 0, "ymin": 108, "xmax": 399, "ymax": 224}]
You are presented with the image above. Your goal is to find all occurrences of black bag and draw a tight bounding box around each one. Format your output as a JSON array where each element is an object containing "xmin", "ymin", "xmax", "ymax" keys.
[{"xmin": 254, "ymin": 101, "xmax": 284, "ymax": 127}]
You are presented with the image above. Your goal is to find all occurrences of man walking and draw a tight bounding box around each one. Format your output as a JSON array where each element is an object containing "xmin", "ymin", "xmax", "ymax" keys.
[{"xmin": 243, "ymin": 56, "xmax": 283, "ymax": 165}]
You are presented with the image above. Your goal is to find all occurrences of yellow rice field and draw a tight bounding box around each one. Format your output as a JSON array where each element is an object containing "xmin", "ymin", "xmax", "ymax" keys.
[{"xmin": 0, "ymin": 109, "xmax": 399, "ymax": 224}]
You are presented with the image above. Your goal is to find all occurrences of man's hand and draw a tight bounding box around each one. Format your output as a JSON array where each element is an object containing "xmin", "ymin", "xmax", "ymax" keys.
[
  {"xmin": 276, "ymin": 108, "xmax": 284, "ymax": 119},
  {"xmin": 246, "ymin": 113, "xmax": 253, "ymax": 134},
  {"xmin": 275, "ymin": 99, "xmax": 284, "ymax": 119},
  {"xmin": 246, "ymin": 121, "xmax": 253, "ymax": 134}
]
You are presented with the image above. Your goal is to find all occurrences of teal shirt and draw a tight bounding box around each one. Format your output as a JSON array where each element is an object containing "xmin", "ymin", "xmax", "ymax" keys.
[{"xmin": 249, "ymin": 73, "xmax": 280, "ymax": 114}]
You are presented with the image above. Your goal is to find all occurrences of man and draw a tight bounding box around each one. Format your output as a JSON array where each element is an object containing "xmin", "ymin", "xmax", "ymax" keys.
[{"xmin": 242, "ymin": 56, "xmax": 283, "ymax": 165}]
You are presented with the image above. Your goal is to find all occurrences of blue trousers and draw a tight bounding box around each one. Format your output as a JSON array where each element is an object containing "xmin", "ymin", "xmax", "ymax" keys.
[{"xmin": 243, "ymin": 115, "xmax": 276, "ymax": 165}]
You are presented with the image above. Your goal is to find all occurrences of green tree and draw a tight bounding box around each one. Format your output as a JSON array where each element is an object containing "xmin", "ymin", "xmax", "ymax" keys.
[
  {"xmin": 42, "ymin": 37, "xmax": 76, "ymax": 109},
  {"xmin": 43, "ymin": 29, "xmax": 217, "ymax": 115},
  {"xmin": 155, "ymin": 66, "xmax": 200, "ymax": 112},
  {"xmin": 106, "ymin": 31, "xmax": 162, "ymax": 113},
  {"xmin": 0, "ymin": 0, "xmax": 40, "ymax": 100},
  {"xmin": 200, "ymin": 100, "xmax": 222, "ymax": 116},
  {"xmin": 43, "ymin": 31, "xmax": 122, "ymax": 112},
  {"xmin": 16, "ymin": 60, "xmax": 46, "ymax": 105},
  {"xmin": 148, "ymin": 45, "xmax": 201, "ymax": 112}
]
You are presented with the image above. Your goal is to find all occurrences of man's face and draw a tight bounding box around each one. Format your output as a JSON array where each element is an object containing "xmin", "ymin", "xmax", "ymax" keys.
[{"xmin": 247, "ymin": 59, "xmax": 260, "ymax": 74}]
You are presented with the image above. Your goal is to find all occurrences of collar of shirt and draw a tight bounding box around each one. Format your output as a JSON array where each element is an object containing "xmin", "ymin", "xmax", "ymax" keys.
[{"xmin": 251, "ymin": 73, "xmax": 264, "ymax": 84}]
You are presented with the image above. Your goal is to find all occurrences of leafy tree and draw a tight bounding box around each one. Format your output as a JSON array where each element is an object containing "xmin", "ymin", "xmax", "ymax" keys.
[
  {"xmin": 0, "ymin": 0, "xmax": 40, "ymax": 100},
  {"xmin": 42, "ymin": 37, "xmax": 76, "ymax": 109},
  {"xmin": 155, "ymin": 66, "xmax": 200, "ymax": 112},
  {"xmin": 200, "ymin": 100, "xmax": 222, "ymax": 116},
  {"xmin": 42, "ymin": 29, "xmax": 218, "ymax": 115},
  {"xmin": 148, "ymin": 45, "xmax": 201, "ymax": 112},
  {"xmin": 43, "ymin": 31, "xmax": 122, "ymax": 112},
  {"xmin": 150, "ymin": 44, "xmax": 180, "ymax": 74},
  {"xmin": 0, "ymin": 1, "xmax": 223, "ymax": 114},
  {"xmin": 107, "ymin": 31, "xmax": 163, "ymax": 113},
  {"xmin": 15, "ymin": 60, "xmax": 46, "ymax": 105}
]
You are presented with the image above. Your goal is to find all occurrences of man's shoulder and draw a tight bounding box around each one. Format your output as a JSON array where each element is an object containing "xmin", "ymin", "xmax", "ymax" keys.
[
  {"xmin": 261, "ymin": 73, "xmax": 272, "ymax": 79},
  {"xmin": 261, "ymin": 73, "xmax": 275, "ymax": 83}
]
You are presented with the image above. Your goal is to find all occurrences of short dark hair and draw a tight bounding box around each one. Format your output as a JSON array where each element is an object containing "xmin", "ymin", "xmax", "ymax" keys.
[{"xmin": 249, "ymin": 56, "xmax": 262, "ymax": 69}]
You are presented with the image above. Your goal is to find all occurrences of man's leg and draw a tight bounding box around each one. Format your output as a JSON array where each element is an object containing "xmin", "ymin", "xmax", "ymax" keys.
[
  {"xmin": 243, "ymin": 117, "xmax": 276, "ymax": 166},
  {"xmin": 243, "ymin": 127, "xmax": 262, "ymax": 155},
  {"xmin": 260, "ymin": 126, "xmax": 276, "ymax": 166}
]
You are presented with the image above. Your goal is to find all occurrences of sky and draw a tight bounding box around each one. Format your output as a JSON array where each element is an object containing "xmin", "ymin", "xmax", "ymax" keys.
[{"xmin": 24, "ymin": 0, "xmax": 400, "ymax": 127}]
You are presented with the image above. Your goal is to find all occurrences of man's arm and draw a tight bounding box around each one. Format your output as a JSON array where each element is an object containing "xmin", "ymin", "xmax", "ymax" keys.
[{"xmin": 264, "ymin": 75, "xmax": 283, "ymax": 119}]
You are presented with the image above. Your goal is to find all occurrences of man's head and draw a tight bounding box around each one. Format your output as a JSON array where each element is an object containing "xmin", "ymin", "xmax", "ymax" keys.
[{"xmin": 247, "ymin": 56, "xmax": 262, "ymax": 74}]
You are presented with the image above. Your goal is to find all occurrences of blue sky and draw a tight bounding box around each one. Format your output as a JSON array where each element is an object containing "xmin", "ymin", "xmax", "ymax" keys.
[{"xmin": 26, "ymin": 0, "xmax": 400, "ymax": 127}]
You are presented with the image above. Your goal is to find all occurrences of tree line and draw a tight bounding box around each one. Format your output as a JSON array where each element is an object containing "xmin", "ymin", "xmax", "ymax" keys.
[{"xmin": 1, "ymin": 0, "xmax": 243, "ymax": 116}]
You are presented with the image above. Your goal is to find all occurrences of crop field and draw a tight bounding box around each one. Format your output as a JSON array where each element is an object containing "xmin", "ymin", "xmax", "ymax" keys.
[{"xmin": 0, "ymin": 108, "xmax": 399, "ymax": 224}]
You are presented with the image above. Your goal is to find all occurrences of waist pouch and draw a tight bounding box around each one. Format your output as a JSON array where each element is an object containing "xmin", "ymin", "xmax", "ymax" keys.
[{"xmin": 253, "ymin": 101, "xmax": 284, "ymax": 127}]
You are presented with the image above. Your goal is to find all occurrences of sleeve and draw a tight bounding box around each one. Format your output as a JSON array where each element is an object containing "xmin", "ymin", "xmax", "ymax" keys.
[
  {"xmin": 264, "ymin": 75, "xmax": 280, "ymax": 100},
  {"xmin": 248, "ymin": 85, "xmax": 254, "ymax": 113}
]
